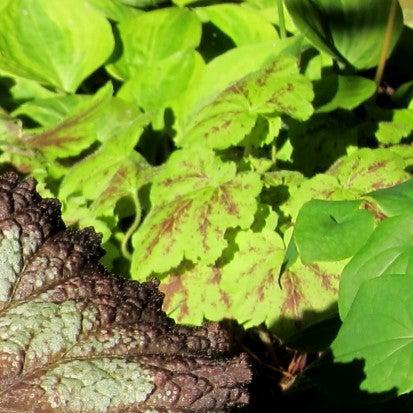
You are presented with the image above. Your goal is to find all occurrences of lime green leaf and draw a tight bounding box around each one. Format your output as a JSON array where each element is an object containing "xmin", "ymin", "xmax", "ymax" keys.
[
  {"xmin": 131, "ymin": 148, "xmax": 261, "ymax": 279},
  {"xmin": 175, "ymin": 55, "xmax": 313, "ymax": 149},
  {"xmin": 283, "ymin": 148, "xmax": 410, "ymax": 220},
  {"xmin": 294, "ymin": 200, "xmax": 374, "ymax": 263},
  {"xmin": 118, "ymin": 51, "xmax": 203, "ymax": 119},
  {"xmin": 369, "ymin": 179, "xmax": 413, "ymax": 217},
  {"xmin": 333, "ymin": 274, "xmax": 413, "ymax": 394},
  {"xmin": 0, "ymin": 0, "xmax": 114, "ymax": 92},
  {"xmin": 160, "ymin": 264, "xmax": 230, "ymax": 325},
  {"xmin": 107, "ymin": 7, "xmax": 201, "ymax": 81},
  {"xmin": 87, "ymin": 0, "xmax": 141, "ymax": 21},
  {"xmin": 195, "ymin": 4, "xmax": 278, "ymax": 46},
  {"xmin": 286, "ymin": 0, "xmax": 404, "ymax": 69},
  {"xmin": 60, "ymin": 117, "xmax": 150, "ymax": 218},
  {"xmin": 0, "ymin": 84, "xmax": 113, "ymax": 175},
  {"xmin": 177, "ymin": 39, "xmax": 304, "ymax": 121},
  {"xmin": 376, "ymin": 108, "xmax": 413, "ymax": 144},
  {"xmin": 314, "ymin": 75, "xmax": 376, "ymax": 113},
  {"xmin": 399, "ymin": 0, "xmax": 413, "ymax": 27},
  {"xmin": 13, "ymin": 95, "xmax": 89, "ymax": 127},
  {"xmin": 339, "ymin": 213, "xmax": 413, "ymax": 319}
]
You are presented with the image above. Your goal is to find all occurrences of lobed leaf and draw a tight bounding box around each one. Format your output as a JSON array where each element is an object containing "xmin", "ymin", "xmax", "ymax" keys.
[
  {"xmin": 131, "ymin": 148, "xmax": 261, "ymax": 279},
  {"xmin": 175, "ymin": 55, "xmax": 313, "ymax": 149}
]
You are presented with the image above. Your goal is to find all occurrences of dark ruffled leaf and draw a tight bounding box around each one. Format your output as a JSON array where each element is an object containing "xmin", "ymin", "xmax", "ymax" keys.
[{"xmin": 0, "ymin": 172, "xmax": 251, "ymax": 412}]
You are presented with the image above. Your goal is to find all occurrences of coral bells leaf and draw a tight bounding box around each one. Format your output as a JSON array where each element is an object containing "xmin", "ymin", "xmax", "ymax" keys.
[{"xmin": 0, "ymin": 172, "xmax": 251, "ymax": 412}]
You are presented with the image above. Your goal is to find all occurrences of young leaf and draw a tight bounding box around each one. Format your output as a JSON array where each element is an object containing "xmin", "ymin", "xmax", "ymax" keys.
[
  {"xmin": 107, "ymin": 7, "xmax": 201, "ymax": 80},
  {"xmin": 131, "ymin": 148, "xmax": 261, "ymax": 279},
  {"xmin": 339, "ymin": 213, "xmax": 413, "ymax": 320},
  {"xmin": 333, "ymin": 274, "xmax": 413, "ymax": 395},
  {"xmin": 175, "ymin": 55, "xmax": 313, "ymax": 149},
  {"xmin": 294, "ymin": 200, "xmax": 374, "ymax": 263},
  {"xmin": 0, "ymin": 0, "xmax": 114, "ymax": 92},
  {"xmin": 195, "ymin": 4, "xmax": 278, "ymax": 46},
  {"xmin": 0, "ymin": 172, "xmax": 251, "ymax": 412}
]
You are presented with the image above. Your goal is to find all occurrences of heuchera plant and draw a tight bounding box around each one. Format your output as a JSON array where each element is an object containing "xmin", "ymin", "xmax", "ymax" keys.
[{"xmin": 0, "ymin": 172, "xmax": 251, "ymax": 412}]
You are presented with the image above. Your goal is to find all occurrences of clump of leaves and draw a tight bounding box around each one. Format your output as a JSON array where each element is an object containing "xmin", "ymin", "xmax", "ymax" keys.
[{"xmin": 0, "ymin": 172, "xmax": 251, "ymax": 412}]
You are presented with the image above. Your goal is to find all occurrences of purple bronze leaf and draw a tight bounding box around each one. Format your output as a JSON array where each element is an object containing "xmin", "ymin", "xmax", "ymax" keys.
[{"xmin": 0, "ymin": 172, "xmax": 251, "ymax": 412}]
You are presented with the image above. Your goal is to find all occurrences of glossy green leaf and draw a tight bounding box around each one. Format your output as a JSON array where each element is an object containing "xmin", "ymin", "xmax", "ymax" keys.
[
  {"xmin": 0, "ymin": 0, "xmax": 114, "ymax": 92},
  {"xmin": 131, "ymin": 148, "xmax": 261, "ymax": 279},
  {"xmin": 195, "ymin": 4, "xmax": 278, "ymax": 46},
  {"xmin": 369, "ymin": 179, "xmax": 413, "ymax": 216},
  {"xmin": 286, "ymin": 0, "xmax": 404, "ymax": 69},
  {"xmin": 333, "ymin": 274, "xmax": 413, "ymax": 394},
  {"xmin": 107, "ymin": 7, "xmax": 201, "ymax": 80},
  {"xmin": 175, "ymin": 55, "xmax": 313, "ymax": 149},
  {"xmin": 314, "ymin": 75, "xmax": 376, "ymax": 112},
  {"xmin": 294, "ymin": 200, "xmax": 374, "ymax": 263},
  {"xmin": 339, "ymin": 213, "xmax": 413, "ymax": 319}
]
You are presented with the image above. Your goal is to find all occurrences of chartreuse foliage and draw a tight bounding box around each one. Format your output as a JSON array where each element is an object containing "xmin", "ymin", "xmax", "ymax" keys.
[{"xmin": 0, "ymin": 0, "xmax": 413, "ymax": 408}]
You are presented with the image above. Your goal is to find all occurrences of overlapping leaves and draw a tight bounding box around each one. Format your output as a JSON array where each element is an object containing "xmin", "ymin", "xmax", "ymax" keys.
[{"xmin": 0, "ymin": 172, "xmax": 251, "ymax": 412}]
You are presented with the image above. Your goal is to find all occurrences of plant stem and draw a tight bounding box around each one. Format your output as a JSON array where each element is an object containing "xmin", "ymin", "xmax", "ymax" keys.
[
  {"xmin": 277, "ymin": 0, "xmax": 287, "ymax": 39},
  {"xmin": 121, "ymin": 191, "xmax": 141, "ymax": 261},
  {"xmin": 374, "ymin": 0, "xmax": 398, "ymax": 88}
]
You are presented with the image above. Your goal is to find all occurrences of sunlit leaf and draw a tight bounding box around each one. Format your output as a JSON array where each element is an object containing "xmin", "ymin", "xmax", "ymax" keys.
[{"xmin": 0, "ymin": 0, "xmax": 114, "ymax": 92}]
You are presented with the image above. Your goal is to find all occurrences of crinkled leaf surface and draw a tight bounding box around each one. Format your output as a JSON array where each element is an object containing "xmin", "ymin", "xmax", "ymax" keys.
[
  {"xmin": 107, "ymin": 7, "xmax": 201, "ymax": 80},
  {"xmin": 333, "ymin": 274, "xmax": 413, "ymax": 394},
  {"xmin": 195, "ymin": 4, "xmax": 278, "ymax": 46},
  {"xmin": 0, "ymin": 84, "xmax": 112, "ymax": 176},
  {"xmin": 175, "ymin": 55, "xmax": 313, "ymax": 149},
  {"xmin": 131, "ymin": 148, "xmax": 261, "ymax": 279},
  {"xmin": 0, "ymin": 0, "xmax": 114, "ymax": 92},
  {"xmin": 294, "ymin": 200, "xmax": 375, "ymax": 263},
  {"xmin": 0, "ymin": 172, "xmax": 251, "ymax": 412},
  {"xmin": 339, "ymin": 213, "xmax": 413, "ymax": 319}
]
